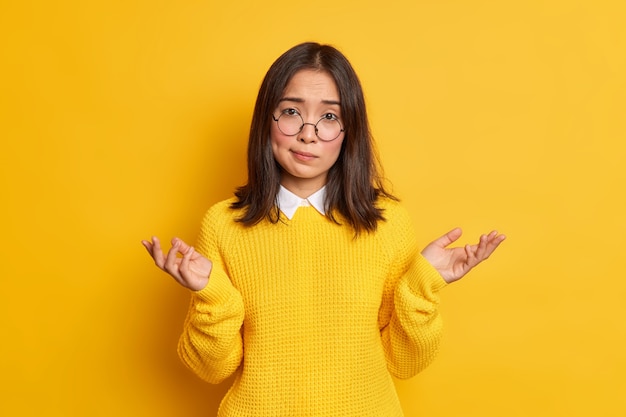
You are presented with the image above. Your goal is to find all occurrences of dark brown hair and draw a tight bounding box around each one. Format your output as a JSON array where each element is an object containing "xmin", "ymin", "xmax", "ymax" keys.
[{"xmin": 231, "ymin": 42, "xmax": 396, "ymax": 234}]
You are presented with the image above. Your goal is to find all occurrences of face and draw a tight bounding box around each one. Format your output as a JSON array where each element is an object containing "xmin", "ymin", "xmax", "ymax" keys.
[{"xmin": 271, "ymin": 69, "xmax": 345, "ymax": 197}]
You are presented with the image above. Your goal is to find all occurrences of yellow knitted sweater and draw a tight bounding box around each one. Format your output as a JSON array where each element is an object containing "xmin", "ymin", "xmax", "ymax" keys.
[{"xmin": 178, "ymin": 197, "xmax": 447, "ymax": 416}]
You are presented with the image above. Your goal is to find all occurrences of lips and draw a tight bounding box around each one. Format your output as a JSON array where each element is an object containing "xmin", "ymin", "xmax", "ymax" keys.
[{"xmin": 291, "ymin": 149, "xmax": 317, "ymax": 161}]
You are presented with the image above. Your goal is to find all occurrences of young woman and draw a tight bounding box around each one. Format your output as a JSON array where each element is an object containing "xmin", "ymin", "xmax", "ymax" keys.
[{"xmin": 142, "ymin": 42, "xmax": 505, "ymax": 416}]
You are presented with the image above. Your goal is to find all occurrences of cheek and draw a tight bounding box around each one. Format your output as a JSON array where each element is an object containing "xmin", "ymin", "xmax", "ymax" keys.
[
  {"xmin": 270, "ymin": 125, "xmax": 290, "ymax": 152},
  {"xmin": 327, "ymin": 138, "xmax": 345, "ymax": 161},
  {"xmin": 269, "ymin": 132, "xmax": 280, "ymax": 159}
]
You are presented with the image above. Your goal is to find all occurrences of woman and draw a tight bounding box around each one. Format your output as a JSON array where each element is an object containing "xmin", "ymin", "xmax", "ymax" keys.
[{"xmin": 142, "ymin": 42, "xmax": 505, "ymax": 416}]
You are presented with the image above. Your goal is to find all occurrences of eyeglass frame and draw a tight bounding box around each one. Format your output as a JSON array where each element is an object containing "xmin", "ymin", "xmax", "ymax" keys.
[{"xmin": 271, "ymin": 112, "xmax": 345, "ymax": 142}]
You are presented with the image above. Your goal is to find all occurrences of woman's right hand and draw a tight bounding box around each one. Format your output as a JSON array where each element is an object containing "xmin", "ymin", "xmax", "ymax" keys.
[{"xmin": 141, "ymin": 236, "xmax": 212, "ymax": 291}]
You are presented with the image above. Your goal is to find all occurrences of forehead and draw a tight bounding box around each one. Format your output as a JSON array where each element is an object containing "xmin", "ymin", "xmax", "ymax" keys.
[{"xmin": 281, "ymin": 69, "xmax": 340, "ymax": 101}]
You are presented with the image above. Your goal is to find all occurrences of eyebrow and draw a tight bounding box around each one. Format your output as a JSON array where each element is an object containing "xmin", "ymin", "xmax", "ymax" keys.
[{"xmin": 279, "ymin": 97, "xmax": 341, "ymax": 106}]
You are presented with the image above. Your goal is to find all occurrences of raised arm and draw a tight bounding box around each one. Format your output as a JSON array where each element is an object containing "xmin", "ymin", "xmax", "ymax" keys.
[{"xmin": 141, "ymin": 207, "xmax": 245, "ymax": 383}]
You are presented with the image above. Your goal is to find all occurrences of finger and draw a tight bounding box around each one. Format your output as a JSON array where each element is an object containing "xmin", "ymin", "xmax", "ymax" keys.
[
  {"xmin": 432, "ymin": 227, "xmax": 463, "ymax": 248},
  {"xmin": 150, "ymin": 236, "xmax": 167, "ymax": 269},
  {"xmin": 483, "ymin": 232, "xmax": 506, "ymax": 257},
  {"xmin": 473, "ymin": 234, "xmax": 489, "ymax": 261},
  {"xmin": 476, "ymin": 231, "xmax": 506, "ymax": 262},
  {"xmin": 464, "ymin": 243, "xmax": 479, "ymax": 269},
  {"xmin": 163, "ymin": 239, "xmax": 182, "ymax": 278},
  {"xmin": 141, "ymin": 240, "xmax": 153, "ymax": 255},
  {"xmin": 172, "ymin": 237, "xmax": 192, "ymax": 255},
  {"xmin": 179, "ymin": 246, "xmax": 195, "ymax": 282}
]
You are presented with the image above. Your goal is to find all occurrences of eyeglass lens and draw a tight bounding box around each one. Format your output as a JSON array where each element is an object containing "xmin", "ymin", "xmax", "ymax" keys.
[{"xmin": 275, "ymin": 113, "xmax": 342, "ymax": 141}]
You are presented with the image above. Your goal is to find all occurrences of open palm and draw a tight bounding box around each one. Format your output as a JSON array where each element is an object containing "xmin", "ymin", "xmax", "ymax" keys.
[
  {"xmin": 142, "ymin": 236, "xmax": 212, "ymax": 291},
  {"xmin": 421, "ymin": 228, "xmax": 506, "ymax": 283}
]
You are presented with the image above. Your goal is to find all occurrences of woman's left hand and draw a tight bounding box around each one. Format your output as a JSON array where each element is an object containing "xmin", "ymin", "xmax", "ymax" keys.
[{"xmin": 421, "ymin": 228, "xmax": 506, "ymax": 283}]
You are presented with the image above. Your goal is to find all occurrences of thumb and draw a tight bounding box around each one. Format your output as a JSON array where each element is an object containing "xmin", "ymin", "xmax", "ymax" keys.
[{"xmin": 432, "ymin": 227, "xmax": 463, "ymax": 248}]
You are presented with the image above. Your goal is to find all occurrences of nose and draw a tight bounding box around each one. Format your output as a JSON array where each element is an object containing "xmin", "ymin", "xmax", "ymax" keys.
[{"xmin": 298, "ymin": 122, "xmax": 318, "ymax": 143}]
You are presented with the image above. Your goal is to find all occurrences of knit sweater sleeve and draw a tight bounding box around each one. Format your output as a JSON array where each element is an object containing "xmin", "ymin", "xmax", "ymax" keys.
[
  {"xmin": 378, "ymin": 202, "xmax": 448, "ymax": 380},
  {"xmin": 177, "ymin": 202, "xmax": 245, "ymax": 384}
]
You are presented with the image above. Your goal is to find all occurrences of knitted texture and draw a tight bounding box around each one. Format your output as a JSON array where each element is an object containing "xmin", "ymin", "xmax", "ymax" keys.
[{"xmin": 178, "ymin": 197, "xmax": 447, "ymax": 416}]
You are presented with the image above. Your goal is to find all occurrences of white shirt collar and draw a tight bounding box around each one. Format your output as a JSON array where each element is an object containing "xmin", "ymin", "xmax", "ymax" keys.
[{"xmin": 277, "ymin": 185, "xmax": 327, "ymax": 220}]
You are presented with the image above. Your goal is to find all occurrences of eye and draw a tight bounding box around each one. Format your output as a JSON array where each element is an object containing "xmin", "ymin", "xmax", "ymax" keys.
[
  {"xmin": 322, "ymin": 113, "xmax": 339, "ymax": 121},
  {"xmin": 281, "ymin": 108, "xmax": 300, "ymax": 116}
]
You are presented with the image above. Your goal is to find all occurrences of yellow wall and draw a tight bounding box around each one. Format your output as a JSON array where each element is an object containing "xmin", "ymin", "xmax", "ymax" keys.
[{"xmin": 1, "ymin": 1, "xmax": 625, "ymax": 415}]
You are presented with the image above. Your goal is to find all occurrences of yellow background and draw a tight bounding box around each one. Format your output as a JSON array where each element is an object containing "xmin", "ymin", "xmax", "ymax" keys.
[{"xmin": 1, "ymin": 0, "xmax": 625, "ymax": 416}]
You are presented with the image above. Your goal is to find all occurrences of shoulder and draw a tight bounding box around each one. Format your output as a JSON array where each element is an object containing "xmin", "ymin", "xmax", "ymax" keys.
[
  {"xmin": 200, "ymin": 197, "xmax": 243, "ymax": 231},
  {"xmin": 374, "ymin": 196, "xmax": 418, "ymax": 255},
  {"xmin": 376, "ymin": 196, "xmax": 413, "ymax": 229},
  {"xmin": 196, "ymin": 197, "xmax": 246, "ymax": 253},
  {"xmin": 205, "ymin": 197, "xmax": 239, "ymax": 217}
]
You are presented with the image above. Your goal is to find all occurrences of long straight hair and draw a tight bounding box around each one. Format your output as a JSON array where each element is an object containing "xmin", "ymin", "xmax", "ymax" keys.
[{"xmin": 231, "ymin": 42, "xmax": 396, "ymax": 235}]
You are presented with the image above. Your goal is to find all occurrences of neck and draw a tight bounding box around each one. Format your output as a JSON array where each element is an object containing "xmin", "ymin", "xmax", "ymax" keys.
[
  {"xmin": 280, "ymin": 177, "xmax": 326, "ymax": 198},
  {"xmin": 280, "ymin": 182, "xmax": 325, "ymax": 199}
]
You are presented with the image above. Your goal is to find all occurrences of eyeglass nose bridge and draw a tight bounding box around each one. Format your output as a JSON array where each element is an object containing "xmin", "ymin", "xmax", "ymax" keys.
[{"xmin": 299, "ymin": 122, "xmax": 319, "ymax": 136}]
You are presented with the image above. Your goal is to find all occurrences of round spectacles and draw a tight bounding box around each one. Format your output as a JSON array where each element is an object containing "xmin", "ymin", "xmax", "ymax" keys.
[{"xmin": 272, "ymin": 109, "xmax": 344, "ymax": 142}]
